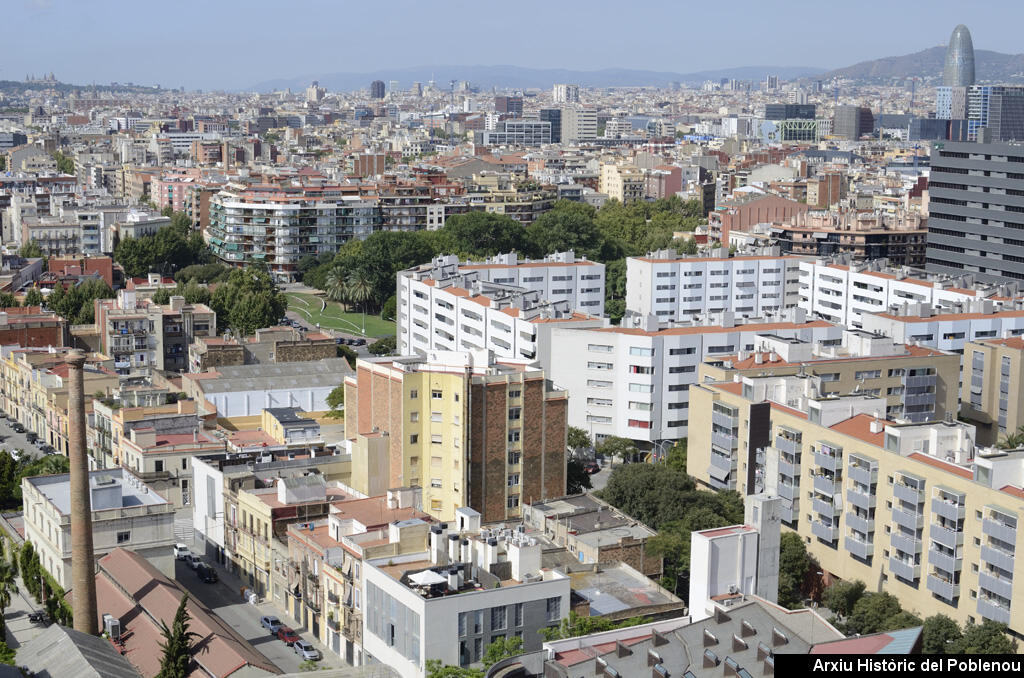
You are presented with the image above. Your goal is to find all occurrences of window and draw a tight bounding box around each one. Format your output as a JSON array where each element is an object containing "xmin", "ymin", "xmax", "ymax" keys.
[
  {"xmin": 546, "ymin": 597, "xmax": 561, "ymax": 622},
  {"xmin": 629, "ymin": 346, "xmax": 654, "ymax": 356},
  {"xmin": 508, "ymin": 389, "xmax": 521, "ymax": 399},
  {"xmin": 629, "ymin": 365, "xmax": 654, "ymax": 374},
  {"xmin": 431, "ymin": 478, "xmax": 442, "ymax": 488},
  {"xmin": 507, "ymin": 495, "xmax": 520, "ymax": 509},
  {"xmin": 629, "ymin": 383, "xmax": 654, "ymax": 393},
  {"xmin": 588, "ymin": 361, "xmax": 613, "ymax": 370},
  {"xmin": 587, "ymin": 379, "xmax": 612, "ymax": 388},
  {"xmin": 432, "ymin": 390, "xmax": 443, "ymax": 399},
  {"xmin": 508, "ymin": 430, "xmax": 521, "ymax": 443},
  {"xmin": 116, "ymin": 531, "xmax": 130, "ymax": 544},
  {"xmin": 492, "ymin": 606, "xmax": 507, "ymax": 630},
  {"xmin": 514, "ymin": 603, "xmax": 524, "ymax": 627},
  {"xmin": 182, "ymin": 458, "xmax": 188, "ymax": 470},
  {"xmin": 508, "ymin": 473, "xmax": 520, "ymax": 487},
  {"xmin": 669, "ymin": 365, "xmax": 695, "ymax": 374},
  {"xmin": 431, "ymin": 434, "xmax": 442, "ymax": 444},
  {"xmin": 431, "ymin": 411, "xmax": 443, "ymax": 422},
  {"xmin": 509, "ymin": 407, "xmax": 522, "ymax": 420},
  {"xmin": 410, "ymin": 389, "xmax": 418, "ymax": 399},
  {"xmin": 410, "ymin": 434, "xmax": 419, "ymax": 444},
  {"xmin": 155, "ymin": 460, "xmax": 164, "ymax": 472},
  {"xmin": 669, "ymin": 347, "xmax": 696, "ymax": 355},
  {"xmin": 587, "ymin": 397, "xmax": 613, "ymax": 407},
  {"xmin": 410, "ymin": 412, "xmax": 419, "ymax": 422},
  {"xmin": 588, "ymin": 344, "xmax": 612, "ymax": 353},
  {"xmin": 854, "ymin": 370, "xmax": 881, "ymax": 380},
  {"xmin": 628, "ymin": 419, "xmax": 652, "ymax": 429},
  {"xmin": 508, "ymin": 451, "xmax": 521, "ymax": 465}
]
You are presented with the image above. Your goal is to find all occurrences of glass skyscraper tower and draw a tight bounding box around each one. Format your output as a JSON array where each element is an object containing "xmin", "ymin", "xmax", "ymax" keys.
[{"xmin": 943, "ymin": 24, "xmax": 976, "ymax": 87}]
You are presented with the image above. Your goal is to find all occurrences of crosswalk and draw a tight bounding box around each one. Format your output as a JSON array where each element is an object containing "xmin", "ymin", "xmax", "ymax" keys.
[{"xmin": 174, "ymin": 515, "xmax": 194, "ymax": 545}]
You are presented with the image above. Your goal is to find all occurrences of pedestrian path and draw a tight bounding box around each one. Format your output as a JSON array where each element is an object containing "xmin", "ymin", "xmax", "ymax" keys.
[{"xmin": 3, "ymin": 575, "xmax": 48, "ymax": 651}]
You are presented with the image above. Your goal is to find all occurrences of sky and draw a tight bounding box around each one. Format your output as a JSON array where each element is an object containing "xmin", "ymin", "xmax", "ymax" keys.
[{"xmin": 7, "ymin": 0, "xmax": 1024, "ymax": 91}]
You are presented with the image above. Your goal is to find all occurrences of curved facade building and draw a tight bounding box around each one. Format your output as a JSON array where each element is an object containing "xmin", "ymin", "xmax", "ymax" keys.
[{"xmin": 943, "ymin": 24, "xmax": 976, "ymax": 87}]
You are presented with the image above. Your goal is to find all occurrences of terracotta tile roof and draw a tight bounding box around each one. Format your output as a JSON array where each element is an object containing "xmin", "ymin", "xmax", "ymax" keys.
[
  {"xmin": 999, "ymin": 485, "xmax": 1024, "ymax": 499},
  {"xmin": 633, "ymin": 254, "xmax": 805, "ymax": 264},
  {"xmin": 829, "ymin": 413, "xmax": 886, "ymax": 446},
  {"xmin": 909, "ymin": 453, "xmax": 973, "ymax": 479},
  {"xmin": 591, "ymin": 320, "xmax": 835, "ymax": 337},
  {"xmin": 873, "ymin": 308, "xmax": 1024, "ymax": 322}
]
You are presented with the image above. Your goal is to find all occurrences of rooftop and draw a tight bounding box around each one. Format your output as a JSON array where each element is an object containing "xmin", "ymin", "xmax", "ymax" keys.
[{"xmin": 27, "ymin": 467, "xmax": 167, "ymax": 515}]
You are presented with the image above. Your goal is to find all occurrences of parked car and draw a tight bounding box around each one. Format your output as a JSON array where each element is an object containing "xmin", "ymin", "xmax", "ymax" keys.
[
  {"xmin": 173, "ymin": 544, "xmax": 191, "ymax": 560},
  {"xmin": 39, "ymin": 444, "xmax": 55, "ymax": 455},
  {"xmin": 195, "ymin": 564, "xmax": 218, "ymax": 583},
  {"xmin": 25, "ymin": 431, "xmax": 37, "ymax": 443},
  {"xmin": 352, "ymin": 338, "xmax": 367, "ymax": 346},
  {"xmin": 185, "ymin": 554, "xmax": 203, "ymax": 570},
  {"xmin": 334, "ymin": 337, "xmax": 344, "ymax": 345},
  {"xmin": 583, "ymin": 461, "xmax": 601, "ymax": 474},
  {"xmin": 293, "ymin": 639, "xmax": 320, "ymax": 661},
  {"xmin": 11, "ymin": 424, "xmax": 24, "ymax": 433},
  {"xmin": 260, "ymin": 615, "xmax": 283, "ymax": 634},
  {"xmin": 277, "ymin": 626, "xmax": 299, "ymax": 646}
]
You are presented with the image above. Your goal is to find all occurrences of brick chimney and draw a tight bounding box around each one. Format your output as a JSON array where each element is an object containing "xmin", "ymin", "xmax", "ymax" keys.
[{"xmin": 67, "ymin": 349, "xmax": 98, "ymax": 634}]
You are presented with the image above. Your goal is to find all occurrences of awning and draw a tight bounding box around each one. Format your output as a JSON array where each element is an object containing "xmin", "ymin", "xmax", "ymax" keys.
[
  {"xmin": 708, "ymin": 465, "xmax": 730, "ymax": 482},
  {"xmin": 409, "ymin": 569, "xmax": 447, "ymax": 586}
]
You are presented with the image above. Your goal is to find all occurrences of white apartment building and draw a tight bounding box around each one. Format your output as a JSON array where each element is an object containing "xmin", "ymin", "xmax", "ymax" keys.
[
  {"xmin": 560, "ymin": 107, "xmax": 597, "ymax": 143},
  {"xmin": 397, "ymin": 261, "xmax": 605, "ymax": 361},
  {"xmin": 626, "ymin": 248, "xmax": 806, "ymax": 321},
  {"xmin": 445, "ymin": 251, "xmax": 605, "ymax": 315},
  {"xmin": 546, "ymin": 310, "xmax": 842, "ymax": 447},
  {"xmin": 798, "ymin": 257, "xmax": 1022, "ymax": 328},
  {"xmin": 861, "ymin": 303, "xmax": 1024, "ymax": 354},
  {"xmin": 362, "ymin": 520, "xmax": 570, "ymax": 678},
  {"xmin": 552, "ymin": 84, "xmax": 580, "ymax": 104},
  {"xmin": 22, "ymin": 468, "xmax": 176, "ymax": 588}
]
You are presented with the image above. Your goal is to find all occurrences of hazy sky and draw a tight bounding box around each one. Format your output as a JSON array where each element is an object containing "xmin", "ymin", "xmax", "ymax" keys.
[{"xmin": 7, "ymin": 0, "xmax": 1023, "ymax": 90}]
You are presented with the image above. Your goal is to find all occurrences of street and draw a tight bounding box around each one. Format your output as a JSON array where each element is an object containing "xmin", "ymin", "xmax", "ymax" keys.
[{"xmin": 0, "ymin": 414, "xmax": 49, "ymax": 463}]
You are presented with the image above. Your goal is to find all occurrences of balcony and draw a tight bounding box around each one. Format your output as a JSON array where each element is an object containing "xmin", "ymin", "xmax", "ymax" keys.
[
  {"xmin": 929, "ymin": 523, "xmax": 964, "ymax": 549},
  {"xmin": 813, "ymin": 497, "xmax": 840, "ymax": 519},
  {"xmin": 926, "ymin": 574, "xmax": 960, "ymax": 601},
  {"xmin": 848, "ymin": 464, "xmax": 878, "ymax": 486},
  {"xmin": 891, "ymin": 531, "xmax": 921, "ymax": 556},
  {"xmin": 846, "ymin": 487, "xmax": 875, "ymax": 511},
  {"xmin": 814, "ymin": 450, "xmax": 842, "ymax": 473},
  {"xmin": 778, "ymin": 482, "xmax": 799, "ymax": 501},
  {"xmin": 712, "ymin": 432, "xmax": 737, "ymax": 451},
  {"xmin": 845, "ymin": 535, "xmax": 874, "ymax": 560},
  {"xmin": 846, "ymin": 512, "xmax": 875, "ymax": 534},
  {"xmin": 892, "ymin": 506, "xmax": 924, "ymax": 530},
  {"xmin": 982, "ymin": 517, "xmax": 1017, "ymax": 543},
  {"xmin": 327, "ymin": 591, "xmax": 340, "ymax": 605},
  {"xmin": 977, "ymin": 597, "xmax": 1012, "ymax": 625},
  {"xmin": 978, "ymin": 570, "xmax": 1014, "ymax": 600},
  {"xmin": 778, "ymin": 459, "xmax": 800, "ymax": 478},
  {"xmin": 813, "ymin": 474, "xmax": 839, "ymax": 495},
  {"xmin": 931, "ymin": 497, "xmax": 966, "ymax": 522},
  {"xmin": 711, "ymin": 410, "xmax": 736, "ymax": 429},
  {"xmin": 775, "ymin": 435, "xmax": 800, "ymax": 456},
  {"xmin": 888, "ymin": 556, "xmax": 921, "ymax": 581},
  {"xmin": 780, "ymin": 501, "xmax": 798, "ymax": 524},
  {"xmin": 710, "ymin": 452, "xmax": 734, "ymax": 472},
  {"xmin": 811, "ymin": 520, "xmax": 838, "ymax": 543},
  {"xmin": 893, "ymin": 482, "xmax": 924, "ymax": 505},
  {"xmin": 326, "ymin": 617, "xmax": 340, "ymax": 632},
  {"xmin": 928, "ymin": 547, "xmax": 963, "ymax": 574},
  {"xmin": 980, "ymin": 544, "xmax": 1015, "ymax": 572}
]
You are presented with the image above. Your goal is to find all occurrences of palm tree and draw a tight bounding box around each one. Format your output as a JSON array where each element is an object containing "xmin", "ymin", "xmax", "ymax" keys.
[
  {"xmin": 998, "ymin": 426, "xmax": 1024, "ymax": 450},
  {"xmin": 0, "ymin": 560, "xmax": 18, "ymax": 631},
  {"xmin": 324, "ymin": 267, "xmax": 351, "ymax": 310},
  {"xmin": 346, "ymin": 271, "xmax": 374, "ymax": 335}
]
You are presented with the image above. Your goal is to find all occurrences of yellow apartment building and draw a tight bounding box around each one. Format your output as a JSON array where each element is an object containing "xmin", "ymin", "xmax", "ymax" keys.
[{"xmin": 961, "ymin": 337, "xmax": 1024, "ymax": 445}]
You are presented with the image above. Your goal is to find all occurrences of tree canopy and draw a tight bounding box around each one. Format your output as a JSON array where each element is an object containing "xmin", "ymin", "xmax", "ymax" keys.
[
  {"xmin": 114, "ymin": 214, "xmax": 208, "ymax": 278},
  {"xmin": 209, "ymin": 267, "xmax": 286, "ymax": 335},
  {"xmin": 157, "ymin": 593, "xmax": 200, "ymax": 678},
  {"xmin": 777, "ymin": 533, "xmax": 812, "ymax": 609}
]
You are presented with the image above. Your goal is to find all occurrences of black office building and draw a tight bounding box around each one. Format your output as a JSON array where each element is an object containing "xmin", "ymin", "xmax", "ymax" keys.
[
  {"xmin": 539, "ymin": 108, "xmax": 562, "ymax": 143},
  {"xmin": 926, "ymin": 140, "xmax": 1024, "ymax": 282},
  {"xmin": 764, "ymin": 103, "xmax": 816, "ymax": 120},
  {"xmin": 370, "ymin": 80, "xmax": 385, "ymax": 99}
]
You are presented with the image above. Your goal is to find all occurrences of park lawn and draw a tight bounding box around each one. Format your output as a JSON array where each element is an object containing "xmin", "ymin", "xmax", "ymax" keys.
[{"xmin": 285, "ymin": 292, "xmax": 395, "ymax": 337}]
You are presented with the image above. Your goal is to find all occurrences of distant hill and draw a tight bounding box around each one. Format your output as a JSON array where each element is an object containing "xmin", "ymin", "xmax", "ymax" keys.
[
  {"xmin": 248, "ymin": 64, "xmax": 827, "ymax": 93},
  {"xmin": 820, "ymin": 45, "xmax": 1024, "ymax": 83}
]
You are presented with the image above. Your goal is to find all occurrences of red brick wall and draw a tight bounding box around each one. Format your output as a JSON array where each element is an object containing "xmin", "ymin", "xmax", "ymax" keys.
[
  {"xmin": 542, "ymin": 394, "xmax": 567, "ymax": 501},
  {"xmin": 521, "ymin": 379, "xmax": 544, "ymax": 508},
  {"xmin": 482, "ymin": 382, "xmax": 508, "ymax": 522}
]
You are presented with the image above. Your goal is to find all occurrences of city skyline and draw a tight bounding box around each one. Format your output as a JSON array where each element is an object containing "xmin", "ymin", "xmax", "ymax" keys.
[{"xmin": 5, "ymin": 0, "xmax": 1023, "ymax": 91}]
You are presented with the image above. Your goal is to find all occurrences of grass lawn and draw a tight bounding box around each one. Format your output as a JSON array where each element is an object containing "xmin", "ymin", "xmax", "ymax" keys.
[{"xmin": 285, "ymin": 292, "xmax": 395, "ymax": 337}]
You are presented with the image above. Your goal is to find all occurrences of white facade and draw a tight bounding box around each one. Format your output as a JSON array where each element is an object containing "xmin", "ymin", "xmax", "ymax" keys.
[
  {"xmin": 688, "ymin": 525, "xmax": 761, "ymax": 621},
  {"xmin": 454, "ymin": 251, "xmax": 605, "ymax": 315},
  {"xmin": 552, "ymin": 84, "xmax": 580, "ymax": 104},
  {"xmin": 627, "ymin": 250, "xmax": 806, "ymax": 320},
  {"xmin": 22, "ymin": 468, "xmax": 176, "ymax": 589},
  {"xmin": 397, "ymin": 262, "xmax": 605, "ymax": 361},
  {"xmin": 191, "ymin": 456, "xmax": 227, "ymax": 559},
  {"xmin": 860, "ymin": 305, "xmax": 1024, "ymax": 354},
  {"xmin": 798, "ymin": 259, "xmax": 1020, "ymax": 328},
  {"xmin": 546, "ymin": 312, "xmax": 843, "ymax": 445}
]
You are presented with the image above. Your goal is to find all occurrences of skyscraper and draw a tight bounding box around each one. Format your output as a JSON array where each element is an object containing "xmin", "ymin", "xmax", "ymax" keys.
[
  {"xmin": 943, "ymin": 24, "xmax": 976, "ymax": 87},
  {"xmin": 370, "ymin": 80, "xmax": 385, "ymax": 99}
]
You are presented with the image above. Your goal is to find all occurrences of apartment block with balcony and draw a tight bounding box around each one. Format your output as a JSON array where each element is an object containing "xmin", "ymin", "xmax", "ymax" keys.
[
  {"xmin": 688, "ymin": 371, "xmax": 1024, "ymax": 636},
  {"xmin": 397, "ymin": 261, "xmax": 604, "ymax": 361},
  {"xmin": 95, "ymin": 290, "xmax": 216, "ymax": 374},
  {"xmin": 627, "ymin": 248, "xmax": 807, "ymax": 321},
  {"xmin": 699, "ymin": 329, "xmax": 961, "ymax": 423},
  {"xmin": 961, "ymin": 337, "xmax": 1024, "ymax": 445},
  {"xmin": 343, "ymin": 351, "xmax": 566, "ymax": 523},
  {"xmin": 860, "ymin": 302, "xmax": 1024, "ymax": 355},
  {"xmin": 546, "ymin": 309, "xmax": 841, "ymax": 448},
  {"xmin": 207, "ymin": 181, "xmax": 379, "ymax": 282}
]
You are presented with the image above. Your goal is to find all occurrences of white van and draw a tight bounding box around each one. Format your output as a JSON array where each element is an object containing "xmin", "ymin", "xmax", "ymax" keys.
[{"xmin": 173, "ymin": 543, "xmax": 191, "ymax": 560}]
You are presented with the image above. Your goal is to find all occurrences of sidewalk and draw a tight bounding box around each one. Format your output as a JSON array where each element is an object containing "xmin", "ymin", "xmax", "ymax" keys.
[{"xmin": 3, "ymin": 574, "xmax": 49, "ymax": 652}]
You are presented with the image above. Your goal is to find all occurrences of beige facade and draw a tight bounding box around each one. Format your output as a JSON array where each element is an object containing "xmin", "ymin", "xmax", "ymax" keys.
[
  {"xmin": 961, "ymin": 337, "xmax": 1024, "ymax": 446},
  {"xmin": 688, "ymin": 373, "xmax": 1024, "ymax": 636},
  {"xmin": 599, "ymin": 163, "xmax": 644, "ymax": 203}
]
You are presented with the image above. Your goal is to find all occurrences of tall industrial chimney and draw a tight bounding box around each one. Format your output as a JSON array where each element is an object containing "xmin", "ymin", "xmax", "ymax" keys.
[{"xmin": 67, "ymin": 349, "xmax": 98, "ymax": 634}]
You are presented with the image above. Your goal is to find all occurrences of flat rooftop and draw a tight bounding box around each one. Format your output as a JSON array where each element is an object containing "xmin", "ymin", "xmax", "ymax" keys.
[
  {"xmin": 568, "ymin": 563, "xmax": 680, "ymax": 615},
  {"xmin": 28, "ymin": 468, "xmax": 167, "ymax": 515}
]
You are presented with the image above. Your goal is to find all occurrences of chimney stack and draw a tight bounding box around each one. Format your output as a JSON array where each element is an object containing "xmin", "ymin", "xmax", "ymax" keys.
[{"xmin": 67, "ymin": 349, "xmax": 98, "ymax": 634}]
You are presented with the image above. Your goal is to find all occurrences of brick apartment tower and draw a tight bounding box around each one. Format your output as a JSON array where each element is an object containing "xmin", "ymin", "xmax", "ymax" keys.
[{"xmin": 67, "ymin": 349, "xmax": 98, "ymax": 634}]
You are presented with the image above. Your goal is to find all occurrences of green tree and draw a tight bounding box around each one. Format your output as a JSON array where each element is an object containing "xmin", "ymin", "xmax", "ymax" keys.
[
  {"xmin": 438, "ymin": 211, "xmax": 528, "ymax": 257},
  {"xmin": 157, "ymin": 593, "xmax": 200, "ymax": 678},
  {"xmin": 843, "ymin": 592, "xmax": 904, "ymax": 635},
  {"xmin": 997, "ymin": 425, "xmax": 1024, "ymax": 449},
  {"xmin": 19, "ymin": 240, "xmax": 43, "ymax": 259},
  {"xmin": 209, "ymin": 267, "xmax": 286, "ymax": 335},
  {"xmin": 923, "ymin": 613, "xmax": 964, "ymax": 654},
  {"xmin": 325, "ymin": 267, "xmax": 351, "ymax": 309},
  {"xmin": 380, "ymin": 294, "xmax": 397, "ymax": 321},
  {"xmin": 597, "ymin": 436, "xmax": 638, "ymax": 465},
  {"xmin": 777, "ymin": 532, "xmax": 811, "ymax": 609},
  {"xmin": 0, "ymin": 293, "xmax": 16, "ymax": 309},
  {"xmin": 820, "ymin": 579, "xmax": 866, "ymax": 618},
  {"xmin": 539, "ymin": 611, "xmax": 649, "ymax": 641},
  {"xmin": 0, "ymin": 560, "xmax": 17, "ymax": 631},
  {"xmin": 151, "ymin": 288, "xmax": 172, "ymax": 305},
  {"xmin": 177, "ymin": 280, "xmax": 211, "ymax": 306},
  {"xmin": 566, "ymin": 426, "xmax": 591, "ymax": 456},
  {"xmin": 948, "ymin": 620, "xmax": 1018, "ymax": 654},
  {"xmin": 336, "ymin": 344, "xmax": 357, "ymax": 369},
  {"xmin": 525, "ymin": 200, "xmax": 606, "ymax": 260},
  {"xmin": 604, "ymin": 258, "xmax": 626, "ymax": 324},
  {"xmin": 175, "ymin": 262, "xmax": 231, "ymax": 284},
  {"xmin": 482, "ymin": 635, "xmax": 524, "ymax": 668},
  {"xmin": 346, "ymin": 269, "xmax": 374, "ymax": 329},
  {"xmin": 566, "ymin": 458, "xmax": 593, "ymax": 494},
  {"xmin": 649, "ymin": 505, "xmax": 740, "ymax": 596},
  {"xmin": 0, "ymin": 639, "xmax": 14, "ymax": 665},
  {"xmin": 51, "ymin": 151, "xmax": 74, "ymax": 174},
  {"xmin": 325, "ymin": 384, "xmax": 345, "ymax": 419},
  {"xmin": 368, "ymin": 336, "xmax": 396, "ymax": 355},
  {"xmin": 425, "ymin": 660, "xmax": 483, "ymax": 678},
  {"xmin": 663, "ymin": 439, "xmax": 687, "ymax": 473},
  {"xmin": 598, "ymin": 463, "xmax": 698, "ymax": 528},
  {"xmin": 22, "ymin": 287, "xmax": 43, "ymax": 307}
]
